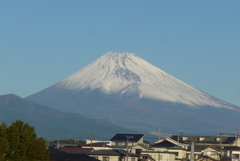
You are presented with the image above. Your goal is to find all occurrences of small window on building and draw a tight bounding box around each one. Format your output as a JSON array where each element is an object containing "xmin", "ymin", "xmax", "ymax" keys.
[
  {"xmin": 119, "ymin": 157, "xmax": 125, "ymax": 161},
  {"xmin": 232, "ymin": 154, "xmax": 240, "ymax": 159},
  {"xmin": 103, "ymin": 157, "xmax": 109, "ymax": 161},
  {"xmin": 207, "ymin": 151, "xmax": 218, "ymax": 155},
  {"xmin": 221, "ymin": 151, "xmax": 227, "ymax": 157},
  {"xmin": 142, "ymin": 156, "xmax": 148, "ymax": 159},
  {"xmin": 116, "ymin": 142, "xmax": 125, "ymax": 147},
  {"xmin": 159, "ymin": 155, "xmax": 162, "ymax": 160},
  {"xmin": 136, "ymin": 149, "xmax": 141, "ymax": 155},
  {"xmin": 131, "ymin": 158, "xmax": 135, "ymax": 161}
]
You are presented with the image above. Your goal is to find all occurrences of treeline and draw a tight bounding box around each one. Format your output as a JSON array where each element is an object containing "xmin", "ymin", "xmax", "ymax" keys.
[{"xmin": 0, "ymin": 120, "xmax": 49, "ymax": 161}]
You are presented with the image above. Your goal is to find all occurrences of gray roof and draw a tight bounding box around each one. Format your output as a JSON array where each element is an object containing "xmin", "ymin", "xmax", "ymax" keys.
[
  {"xmin": 59, "ymin": 146, "xmax": 93, "ymax": 154},
  {"xmin": 88, "ymin": 149, "xmax": 139, "ymax": 157},
  {"xmin": 50, "ymin": 152, "xmax": 99, "ymax": 161},
  {"xmin": 152, "ymin": 140, "xmax": 185, "ymax": 150},
  {"xmin": 170, "ymin": 135, "xmax": 236, "ymax": 144},
  {"xmin": 85, "ymin": 143, "xmax": 110, "ymax": 147},
  {"xmin": 221, "ymin": 146, "xmax": 240, "ymax": 151},
  {"xmin": 110, "ymin": 133, "xmax": 145, "ymax": 142}
]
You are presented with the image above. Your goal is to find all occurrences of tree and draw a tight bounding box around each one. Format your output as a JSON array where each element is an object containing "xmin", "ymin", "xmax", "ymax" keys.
[
  {"xmin": 0, "ymin": 122, "xmax": 8, "ymax": 161},
  {"xmin": 0, "ymin": 120, "xmax": 49, "ymax": 161}
]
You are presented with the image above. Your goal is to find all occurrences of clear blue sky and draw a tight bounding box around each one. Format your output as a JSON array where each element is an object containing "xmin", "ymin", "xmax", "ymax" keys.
[{"xmin": 1, "ymin": 1, "xmax": 240, "ymax": 107}]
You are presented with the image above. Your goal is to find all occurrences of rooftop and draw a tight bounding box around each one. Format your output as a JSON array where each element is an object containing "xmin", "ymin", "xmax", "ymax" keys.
[
  {"xmin": 152, "ymin": 140, "xmax": 186, "ymax": 150},
  {"xmin": 110, "ymin": 133, "xmax": 145, "ymax": 142},
  {"xmin": 170, "ymin": 135, "xmax": 237, "ymax": 144},
  {"xmin": 88, "ymin": 149, "xmax": 139, "ymax": 157}
]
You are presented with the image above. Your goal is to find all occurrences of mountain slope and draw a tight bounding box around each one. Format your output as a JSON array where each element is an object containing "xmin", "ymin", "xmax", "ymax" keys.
[
  {"xmin": 0, "ymin": 94, "xmax": 137, "ymax": 140},
  {"xmin": 57, "ymin": 52, "xmax": 236, "ymax": 108},
  {"xmin": 26, "ymin": 52, "xmax": 240, "ymax": 135}
]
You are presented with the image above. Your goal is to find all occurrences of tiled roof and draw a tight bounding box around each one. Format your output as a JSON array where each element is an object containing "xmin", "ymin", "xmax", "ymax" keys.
[
  {"xmin": 194, "ymin": 145, "xmax": 212, "ymax": 150},
  {"xmin": 205, "ymin": 146, "xmax": 221, "ymax": 151},
  {"xmin": 152, "ymin": 140, "xmax": 178, "ymax": 148},
  {"xmin": 84, "ymin": 143, "xmax": 110, "ymax": 147},
  {"xmin": 223, "ymin": 137, "xmax": 236, "ymax": 144},
  {"xmin": 50, "ymin": 152, "xmax": 99, "ymax": 161},
  {"xmin": 141, "ymin": 151, "xmax": 176, "ymax": 154},
  {"xmin": 110, "ymin": 133, "xmax": 145, "ymax": 142},
  {"xmin": 221, "ymin": 146, "xmax": 240, "ymax": 151},
  {"xmin": 59, "ymin": 146, "xmax": 93, "ymax": 154},
  {"xmin": 170, "ymin": 135, "xmax": 236, "ymax": 144},
  {"xmin": 88, "ymin": 149, "xmax": 139, "ymax": 157},
  {"xmin": 152, "ymin": 140, "xmax": 185, "ymax": 150}
]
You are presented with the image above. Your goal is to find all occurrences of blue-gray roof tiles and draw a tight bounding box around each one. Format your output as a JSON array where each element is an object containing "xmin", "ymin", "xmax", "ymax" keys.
[
  {"xmin": 110, "ymin": 133, "xmax": 145, "ymax": 142},
  {"xmin": 88, "ymin": 149, "xmax": 139, "ymax": 157}
]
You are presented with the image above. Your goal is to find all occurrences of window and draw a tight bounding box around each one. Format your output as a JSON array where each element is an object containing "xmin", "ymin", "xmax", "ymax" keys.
[
  {"xmin": 174, "ymin": 152, "xmax": 179, "ymax": 156},
  {"xmin": 232, "ymin": 154, "xmax": 240, "ymax": 159},
  {"xmin": 103, "ymin": 157, "xmax": 109, "ymax": 161},
  {"xmin": 119, "ymin": 157, "xmax": 125, "ymax": 161},
  {"xmin": 142, "ymin": 156, "xmax": 148, "ymax": 159},
  {"xmin": 221, "ymin": 151, "xmax": 227, "ymax": 157},
  {"xmin": 207, "ymin": 151, "xmax": 218, "ymax": 155},
  {"xmin": 131, "ymin": 158, "xmax": 135, "ymax": 161},
  {"xmin": 116, "ymin": 142, "xmax": 125, "ymax": 147},
  {"xmin": 159, "ymin": 155, "xmax": 162, "ymax": 160},
  {"xmin": 136, "ymin": 149, "xmax": 141, "ymax": 154}
]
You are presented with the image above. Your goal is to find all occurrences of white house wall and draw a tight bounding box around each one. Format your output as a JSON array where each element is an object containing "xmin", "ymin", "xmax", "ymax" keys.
[
  {"xmin": 89, "ymin": 155, "xmax": 138, "ymax": 161},
  {"xmin": 141, "ymin": 152, "xmax": 175, "ymax": 161},
  {"xmin": 151, "ymin": 147, "xmax": 186, "ymax": 159}
]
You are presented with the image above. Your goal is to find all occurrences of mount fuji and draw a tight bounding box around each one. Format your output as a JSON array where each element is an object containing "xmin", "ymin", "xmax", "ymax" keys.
[{"xmin": 26, "ymin": 52, "xmax": 240, "ymax": 135}]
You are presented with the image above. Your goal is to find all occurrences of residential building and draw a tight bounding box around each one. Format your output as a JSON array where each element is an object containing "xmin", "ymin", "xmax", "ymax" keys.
[
  {"xmin": 220, "ymin": 146, "xmax": 240, "ymax": 161},
  {"xmin": 82, "ymin": 142, "xmax": 111, "ymax": 151},
  {"xmin": 110, "ymin": 133, "xmax": 150, "ymax": 154},
  {"xmin": 88, "ymin": 149, "xmax": 139, "ymax": 161},
  {"xmin": 151, "ymin": 139, "xmax": 187, "ymax": 160},
  {"xmin": 201, "ymin": 146, "xmax": 221, "ymax": 160},
  {"xmin": 50, "ymin": 152, "xmax": 99, "ymax": 161},
  {"xmin": 170, "ymin": 135, "xmax": 240, "ymax": 147},
  {"xmin": 141, "ymin": 151, "xmax": 176, "ymax": 161},
  {"xmin": 59, "ymin": 146, "xmax": 93, "ymax": 154}
]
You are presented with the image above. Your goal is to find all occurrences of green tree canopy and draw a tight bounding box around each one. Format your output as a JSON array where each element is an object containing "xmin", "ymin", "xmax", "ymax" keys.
[
  {"xmin": 0, "ymin": 120, "xmax": 49, "ymax": 161},
  {"xmin": 0, "ymin": 122, "xmax": 8, "ymax": 161}
]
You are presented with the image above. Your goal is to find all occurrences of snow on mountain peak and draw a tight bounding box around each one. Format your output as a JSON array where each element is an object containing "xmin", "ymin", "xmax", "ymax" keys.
[{"xmin": 57, "ymin": 52, "xmax": 233, "ymax": 109}]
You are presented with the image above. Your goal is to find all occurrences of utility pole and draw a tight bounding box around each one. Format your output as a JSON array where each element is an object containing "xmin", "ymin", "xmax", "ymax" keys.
[
  {"xmin": 219, "ymin": 133, "xmax": 224, "ymax": 161},
  {"xmin": 90, "ymin": 132, "xmax": 93, "ymax": 150},
  {"xmin": 190, "ymin": 141, "xmax": 195, "ymax": 161},
  {"xmin": 75, "ymin": 139, "xmax": 79, "ymax": 145},
  {"xmin": 235, "ymin": 127, "xmax": 240, "ymax": 146},
  {"xmin": 177, "ymin": 131, "xmax": 180, "ymax": 143},
  {"xmin": 126, "ymin": 135, "xmax": 134, "ymax": 161},
  {"xmin": 237, "ymin": 127, "xmax": 240, "ymax": 139},
  {"xmin": 46, "ymin": 138, "xmax": 51, "ymax": 149},
  {"xmin": 159, "ymin": 127, "xmax": 160, "ymax": 141},
  {"xmin": 57, "ymin": 140, "xmax": 59, "ymax": 149}
]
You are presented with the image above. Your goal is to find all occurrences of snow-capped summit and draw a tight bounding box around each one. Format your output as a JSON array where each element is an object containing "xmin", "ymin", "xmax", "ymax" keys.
[{"xmin": 57, "ymin": 52, "xmax": 232, "ymax": 109}]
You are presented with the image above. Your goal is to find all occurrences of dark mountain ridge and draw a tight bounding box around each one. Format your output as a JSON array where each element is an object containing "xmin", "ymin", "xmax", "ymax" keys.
[
  {"xmin": 26, "ymin": 88, "xmax": 240, "ymax": 135},
  {"xmin": 0, "ymin": 94, "xmax": 137, "ymax": 140}
]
